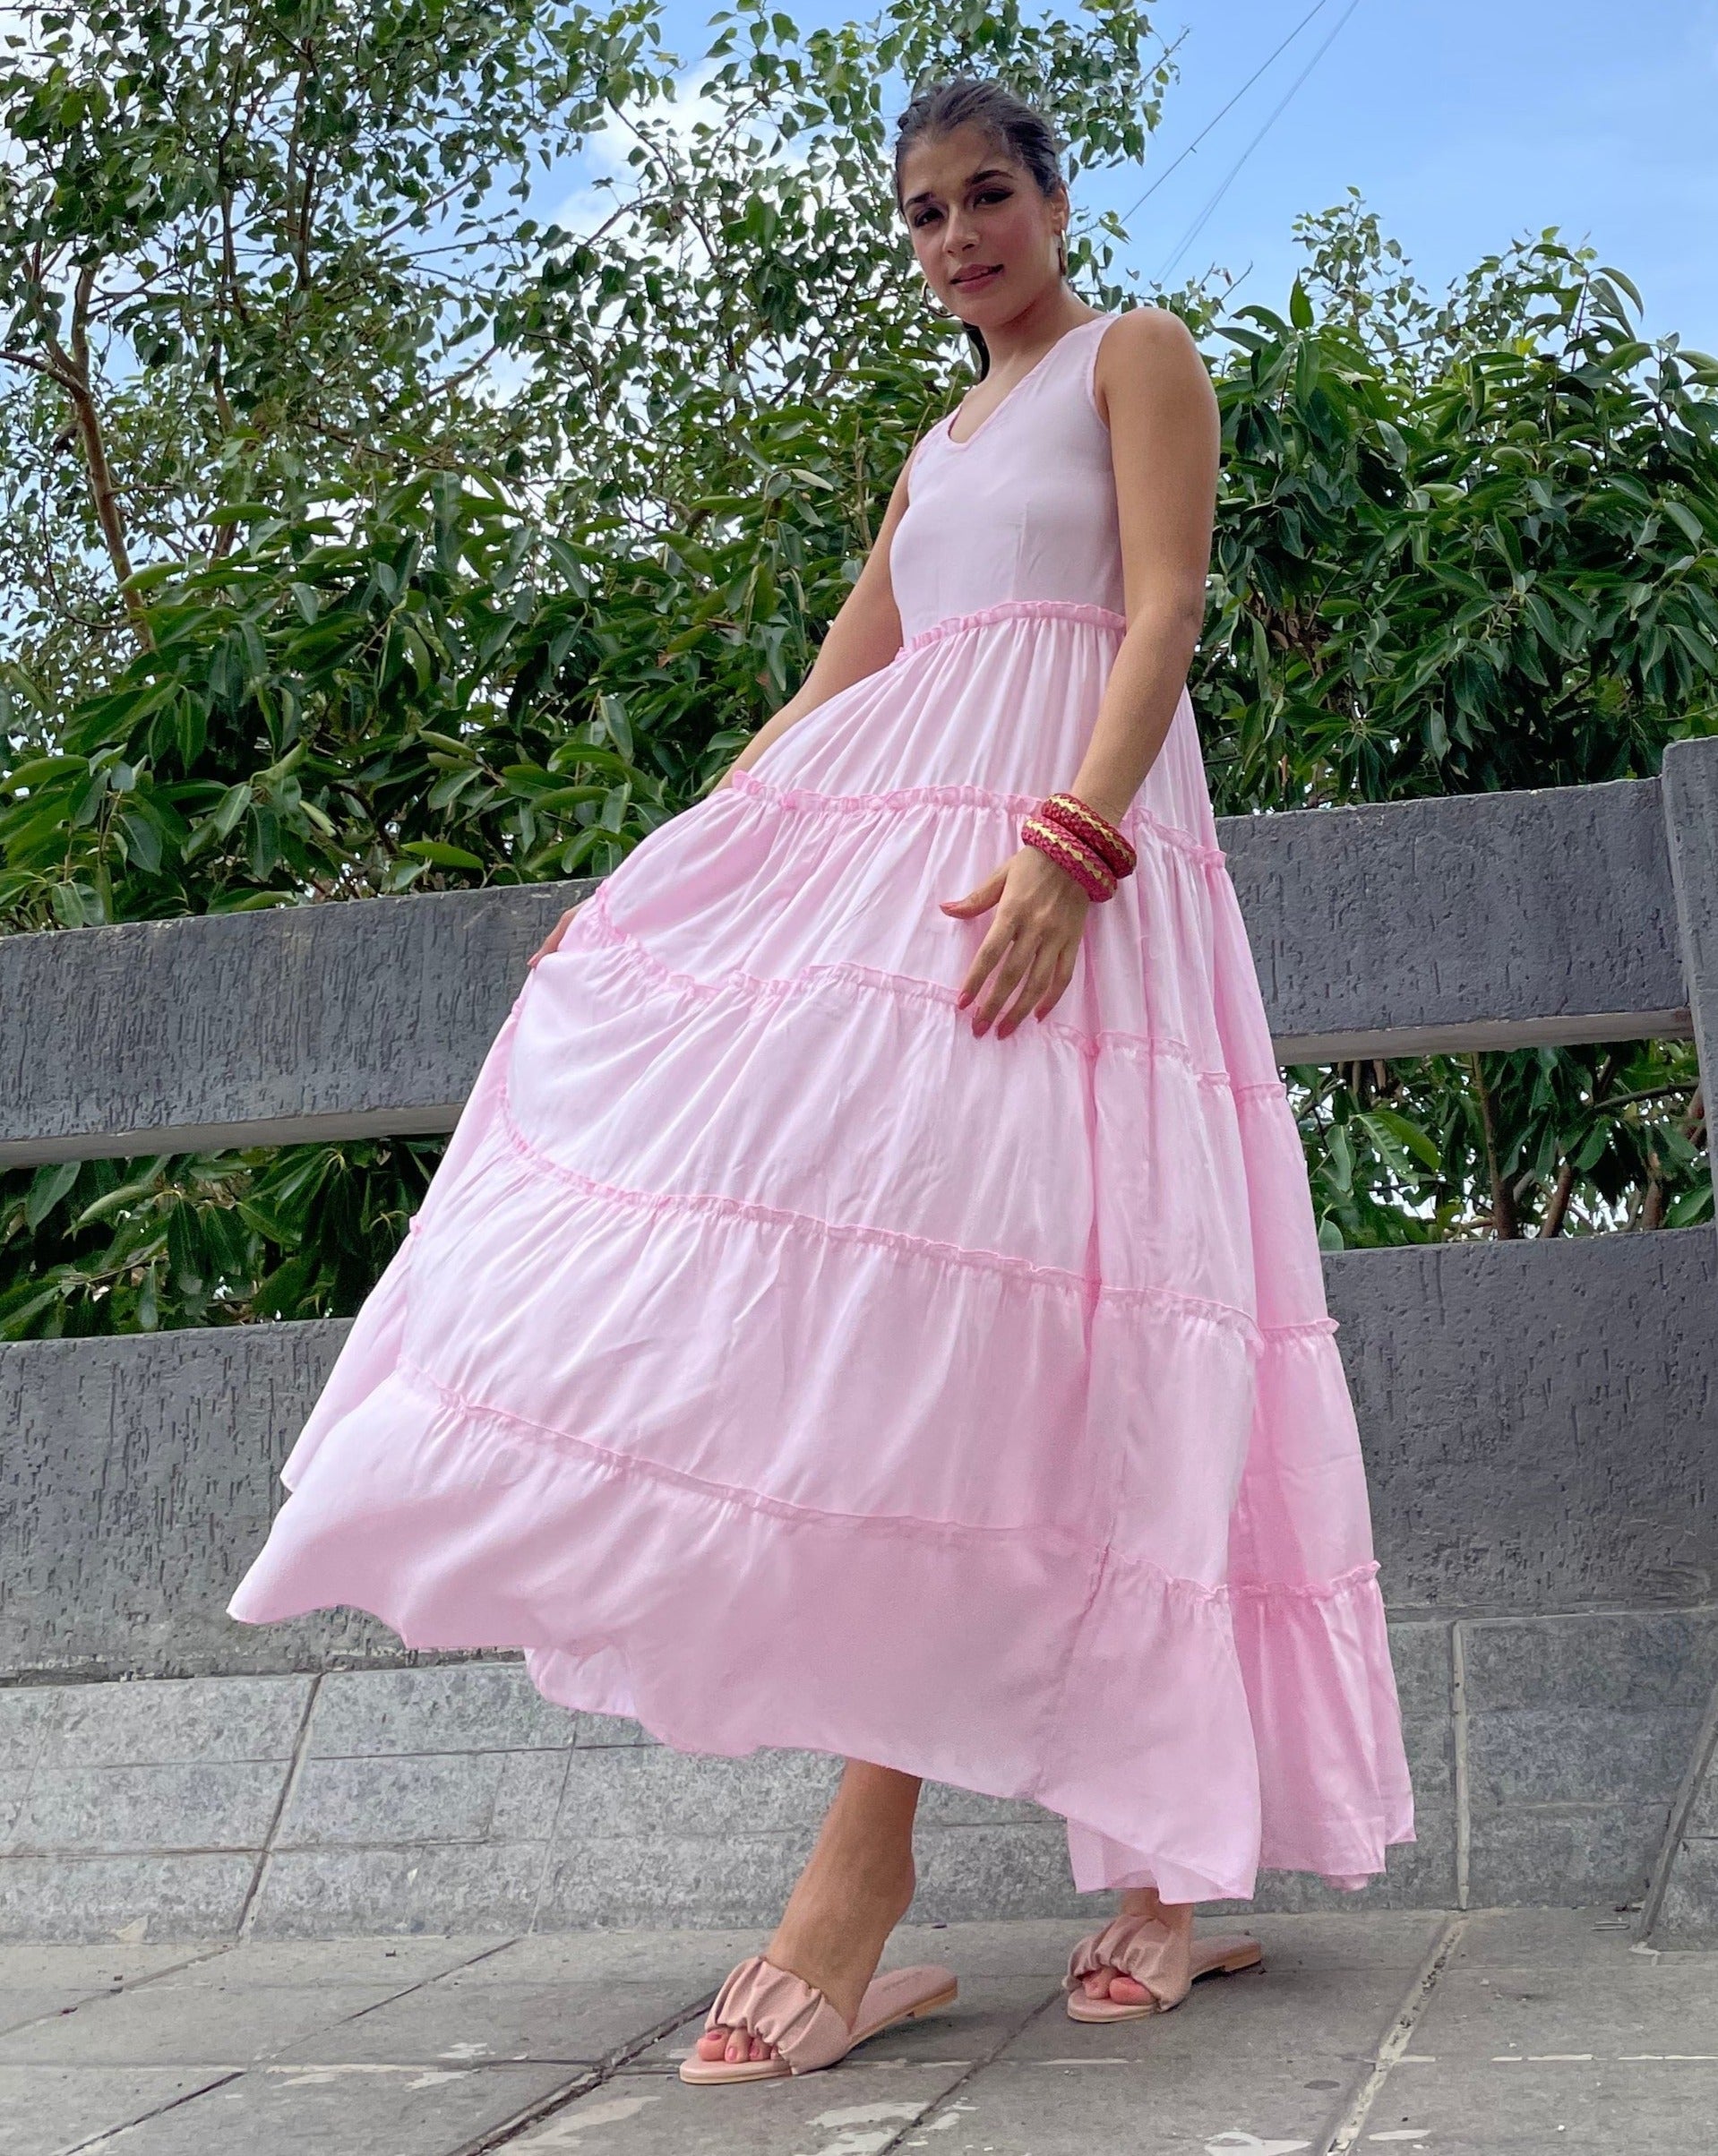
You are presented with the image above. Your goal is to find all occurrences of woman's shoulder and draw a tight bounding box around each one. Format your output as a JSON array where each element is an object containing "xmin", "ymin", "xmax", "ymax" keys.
[
  {"xmin": 1094, "ymin": 302, "xmax": 1202, "ymax": 367},
  {"xmin": 1092, "ymin": 305, "xmax": 1211, "ymax": 425}
]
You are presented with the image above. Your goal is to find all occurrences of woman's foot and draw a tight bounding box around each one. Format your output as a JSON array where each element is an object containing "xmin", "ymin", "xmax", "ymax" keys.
[
  {"xmin": 1075, "ymin": 1886, "xmax": 1192, "ymax": 2006},
  {"xmin": 696, "ymin": 1761, "xmax": 922, "ymax": 2067}
]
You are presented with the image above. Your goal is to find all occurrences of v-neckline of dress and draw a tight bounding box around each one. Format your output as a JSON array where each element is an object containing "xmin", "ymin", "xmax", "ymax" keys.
[{"xmin": 941, "ymin": 313, "xmax": 1108, "ymax": 451}]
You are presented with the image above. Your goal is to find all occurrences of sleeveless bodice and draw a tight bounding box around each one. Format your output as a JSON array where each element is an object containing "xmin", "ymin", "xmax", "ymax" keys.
[{"xmin": 888, "ymin": 313, "xmax": 1123, "ymax": 644}]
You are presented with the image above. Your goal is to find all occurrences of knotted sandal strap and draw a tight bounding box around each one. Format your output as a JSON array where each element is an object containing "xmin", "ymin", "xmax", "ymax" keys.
[
  {"xmin": 702, "ymin": 1954, "xmax": 853, "ymax": 2074},
  {"xmin": 1062, "ymin": 1911, "xmax": 1193, "ymax": 2012}
]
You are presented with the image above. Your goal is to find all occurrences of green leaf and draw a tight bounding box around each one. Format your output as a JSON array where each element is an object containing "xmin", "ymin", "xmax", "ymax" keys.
[
  {"xmin": 25, "ymin": 1160, "xmax": 81, "ymax": 1231},
  {"xmin": 400, "ymin": 839, "xmax": 485, "ymax": 870}
]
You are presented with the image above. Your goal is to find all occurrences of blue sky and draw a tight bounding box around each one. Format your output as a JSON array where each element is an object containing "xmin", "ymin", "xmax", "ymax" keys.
[{"xmin": 623, "ymin": 0, "xmax": 1718, "ymax": 351}]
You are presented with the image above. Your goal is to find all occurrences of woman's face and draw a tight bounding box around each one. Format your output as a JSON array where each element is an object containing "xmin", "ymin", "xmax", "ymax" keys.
[{"xmin": 898, "ymin": 121, "xmax": 1066, "ymax": 325}]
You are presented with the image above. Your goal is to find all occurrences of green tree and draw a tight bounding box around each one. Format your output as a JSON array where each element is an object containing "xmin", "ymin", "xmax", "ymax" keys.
[
  {"xmin": 0, "ymin": 0, "xmax": 1174, "ymax": 1334},
  {"xmin": 1202, "ymin": 199, "xmax": 1715, "ymax": 1246}
]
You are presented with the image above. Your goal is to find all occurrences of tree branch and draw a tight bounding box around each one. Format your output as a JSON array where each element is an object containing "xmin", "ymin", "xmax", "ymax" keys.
[
  {"xmin": 1468, "ymin": 1051, "xmax": 1518, "ymax": 1238},
  {"xmin": 36, "ymin": 266, "xmax": 150, "ymax": 650}
]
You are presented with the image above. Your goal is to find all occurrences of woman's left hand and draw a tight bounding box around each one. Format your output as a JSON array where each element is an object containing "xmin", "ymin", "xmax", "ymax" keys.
[
  {"xmin": 527, "ymin": 901, "xmax": 584, "ymax": 969},
  {"xmin": 940, "ymin": 846, "xmax": 1090, "ymax": 1037}
]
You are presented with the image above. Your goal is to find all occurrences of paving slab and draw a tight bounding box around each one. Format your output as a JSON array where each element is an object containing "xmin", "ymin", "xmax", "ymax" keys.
[
  {"xmin": 0, "ymin": 1976, "xmax": 422, "ymax": 2066},
  {"xmin": 1357, "ymin": 2058, "xmax": 1718, "ymax": 2152},
  {"xmin": 0, "ymin": 2064, "xmax": 241, "ymax": 2156},
  {"xmin": 449, "ymin": 1927, "xmax": 761, "ymax": 1988},
  {"xmin": 0, "ymin": 1909, "xmax": 1714, "ymax": 2153},
  {"xmin": 0, "ymin": 1941, "xmax": 211, "ymax": 1988},
  {"xmin": 1381, "ymin": 1907, "xmax": 1718, "ymax": 2151},
  {"xmin": 904, "ymin": 2058, "xmax": 1357, "ymax": 2156},
  {"xmin": 503, "ymin": 2066, "xmax": 980, "ymax": 2154},
  {"xmin": 143, "ymin": 1936, "xmax": 511, "ymax": 1986},
  {"xmin": 265, "ymin": 1976, "xmax": 718, "ymax": 2066},
  {"xmin": 62, "ymin": 2061, "xmax": 585, "ymax": 2156}
]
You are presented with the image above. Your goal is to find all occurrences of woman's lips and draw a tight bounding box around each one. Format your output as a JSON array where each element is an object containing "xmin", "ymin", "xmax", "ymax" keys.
[{"xmin": 952, "ymin": 266, "xmax": 1001, "ymax": 291}]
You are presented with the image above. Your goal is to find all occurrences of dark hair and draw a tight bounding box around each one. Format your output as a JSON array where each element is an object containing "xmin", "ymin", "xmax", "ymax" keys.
[{"xmin": 892, "ymin": 76, "xmax": 1069, "ymax": 381}]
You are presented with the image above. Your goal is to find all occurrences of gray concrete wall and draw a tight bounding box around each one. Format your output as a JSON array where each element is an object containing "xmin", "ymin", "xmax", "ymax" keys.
[
  {"xmin": 1326, "ymin": 1229, "xmax": 1718, "ymax": 1613},
  {"xmin": 1222, "ymin": 772, "xmax": 1689, "ymax": 1062}
]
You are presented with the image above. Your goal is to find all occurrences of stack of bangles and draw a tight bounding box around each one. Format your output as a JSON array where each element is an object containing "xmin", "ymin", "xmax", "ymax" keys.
[{"xmin": 1020, "ymin": 791, "xmax": 1138, "ymax": 901}]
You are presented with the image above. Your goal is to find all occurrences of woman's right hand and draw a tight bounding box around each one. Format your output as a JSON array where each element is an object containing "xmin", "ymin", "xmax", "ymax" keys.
[{"xmin": 527, "ymin": 902, "xmax": 584, "ymax": 969}]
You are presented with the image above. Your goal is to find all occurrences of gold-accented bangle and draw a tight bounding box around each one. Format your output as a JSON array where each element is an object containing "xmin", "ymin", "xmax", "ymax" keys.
[
  {"xmin": 1040, "ymin": 792, "xmax": 1138, "ymax": 879},
  {"xmin": 1021, "ymin": 816, "xmax": 1117, "ymax": 902}
]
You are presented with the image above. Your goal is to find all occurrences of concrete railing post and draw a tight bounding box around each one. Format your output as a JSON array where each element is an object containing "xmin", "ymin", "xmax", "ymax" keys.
[{"xmin": 1642, "ymin": 734, "xmax": 1718, "ymax": 1945}]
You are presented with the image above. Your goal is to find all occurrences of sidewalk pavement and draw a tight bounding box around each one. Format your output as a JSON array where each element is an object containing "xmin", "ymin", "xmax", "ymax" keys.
[{"xmin": 2, "ymin": 1907, "xmax": 1714, "ymax": 2155}]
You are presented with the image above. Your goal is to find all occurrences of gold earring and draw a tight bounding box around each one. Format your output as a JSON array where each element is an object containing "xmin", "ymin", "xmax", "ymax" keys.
[{"xmin": 1056, "ymin": 231, "xmax": 1069, "ymax": 277}]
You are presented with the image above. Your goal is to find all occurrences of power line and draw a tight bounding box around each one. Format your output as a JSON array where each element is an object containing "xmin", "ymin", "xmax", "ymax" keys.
[
  {"xmin": 1155, "ymin": 0, "xmax": 1366, "ymax": 286},
  {"xmin": 1116, "ymin": 0, "xmax": 1342, "ymax": 229}
]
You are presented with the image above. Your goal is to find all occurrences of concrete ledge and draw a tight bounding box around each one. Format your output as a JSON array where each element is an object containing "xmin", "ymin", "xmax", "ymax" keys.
[
  {"xmin": 0, "ymin": 880, "xmax": 594, "ymax": 1168},
  {"xmin": 1221, "ymin": 771, "xmax": 1688, "ymax": 1062},
  {"xmin": 0, "ymin": 774, "xmax": 1693, "ymax": 1165}
]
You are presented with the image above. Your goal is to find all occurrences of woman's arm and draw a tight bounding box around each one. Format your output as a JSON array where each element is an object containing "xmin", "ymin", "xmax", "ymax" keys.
[
  {"xmin": 1063, "ymin": 307, "xmax": 1219, "ymax": 822},
  {"xmin": 940, "ymin": 308, "xmax": 1220, "ymax": 1038},
  {"xmin": 530, "ymin": 437, "xmax": 923, "ymax": 964},
  {"xmin": 714, "ymin": 451, "xmax": 917, "ymax": 789}
]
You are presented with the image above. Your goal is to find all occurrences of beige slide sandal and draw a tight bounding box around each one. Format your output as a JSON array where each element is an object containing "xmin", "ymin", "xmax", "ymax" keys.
[
  {"xmin": 1064, "ymin": 1910, "xmax": 1262, "ymax": 2023},
  {"xmin": 679, "ymin": 1954, "xmax": 959, "ymax": 2083}
]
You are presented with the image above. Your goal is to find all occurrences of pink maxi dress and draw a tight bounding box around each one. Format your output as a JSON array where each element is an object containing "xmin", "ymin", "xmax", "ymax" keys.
[{"xmin": 228, "ymin": 311, "xmax": 1415, "ymax": 1903}]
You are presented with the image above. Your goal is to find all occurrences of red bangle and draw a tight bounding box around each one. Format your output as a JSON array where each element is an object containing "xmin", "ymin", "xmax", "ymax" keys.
[
  {"xmin": 1021, "ymin": 816, "xmax": 1117, "ymax": 902},
  {"xmin": 1038, "ymin": 793, "xmax": 1137, "ymax": 880}
]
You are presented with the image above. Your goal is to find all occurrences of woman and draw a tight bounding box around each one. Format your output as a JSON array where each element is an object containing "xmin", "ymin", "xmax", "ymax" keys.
[{"xmin": 228, "ymin": 74, "xmax": 1414, "ymax": 2084}]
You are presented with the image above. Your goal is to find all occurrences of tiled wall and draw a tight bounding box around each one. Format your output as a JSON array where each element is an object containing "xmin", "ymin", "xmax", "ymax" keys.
[{"xmin": 4, "ymin": 1608, "xmax": 1714, "ymax": 1944}]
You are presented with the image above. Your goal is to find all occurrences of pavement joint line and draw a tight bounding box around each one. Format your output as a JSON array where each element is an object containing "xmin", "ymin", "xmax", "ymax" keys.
[
  {"xmin": 0, "ymin": 1937, "xmax": 239, "ymax": 2039},
  {"xmin": 57, "ymin": 2068, "xmax": 247, "ymax": 2155},
  {"xmin": 1450, "ymin": 1621, "xmax": 1470, "ymax": 1911},
  {"xmin": 461, "ymin": 1988, "xmax": 723, "ymax": 2152},
  {"xmin": 255, "ymin": 1933, "xmax": 531, "ymax": 2057},
  {"xmin": 872, "ymin": 1980, "xmax": 1068, "ymax": 2155},
  {"xmin": 236, "ymin": 1670, "xmax": 322, "ymax": 1940},
  {"xmin": 1318, "ymin": 1911, "xmax": 1467, "ymax": 2156}
]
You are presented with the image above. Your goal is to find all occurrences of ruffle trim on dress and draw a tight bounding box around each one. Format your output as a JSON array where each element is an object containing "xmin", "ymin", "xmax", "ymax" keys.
[
  {"xmin": 494, "ymin": 1066, "xmax": 1338, "ymax": 1352},
  {"xmin": 725, "ymin": 761, "xmax": 1225, "ymax": 869},
  {"xmin": 893, "ymin": 597, "xmax": 1129, "ymax": 657},
  {"xmin": 574, "ymin": 892, "xmax": 1284, "ymax": 1100},
  {"xmin": 388, "ymin": 1351, "xmax": 1371, "ymax": 1614}
]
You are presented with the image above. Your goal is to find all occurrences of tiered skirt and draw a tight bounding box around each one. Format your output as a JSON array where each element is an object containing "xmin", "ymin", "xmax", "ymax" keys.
[{"xmin": 229, "ymin": 598, "xmax": 1415, "ymax": 1902}]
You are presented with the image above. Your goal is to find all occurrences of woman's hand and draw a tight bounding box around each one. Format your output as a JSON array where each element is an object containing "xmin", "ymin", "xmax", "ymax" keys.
[
  {"xmin": 527, "ymin": 901, "xmax": 584, "ymax": 970},
  {"xmin": 941, "ymin": 846, "xmax": 1090, "ymax": 1038}
]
